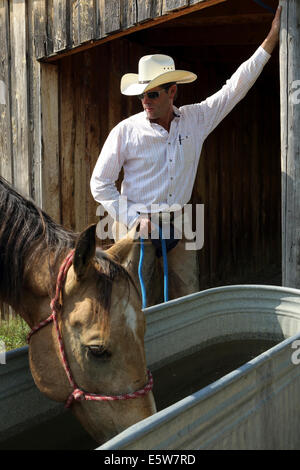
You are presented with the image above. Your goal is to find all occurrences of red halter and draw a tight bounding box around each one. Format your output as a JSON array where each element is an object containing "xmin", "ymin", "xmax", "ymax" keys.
[{"xmin": 27, "ymin": 250, "xmax": 153, "ymax": 408}]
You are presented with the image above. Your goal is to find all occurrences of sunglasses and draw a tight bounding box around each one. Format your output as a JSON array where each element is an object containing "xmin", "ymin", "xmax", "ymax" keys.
[{"xmin": 138, "ymin": 90, "xmax": 165, "ymax": 100}]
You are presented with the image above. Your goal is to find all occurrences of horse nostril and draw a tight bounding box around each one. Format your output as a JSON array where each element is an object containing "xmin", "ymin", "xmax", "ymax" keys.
[{"xmin": 87, "ymin": 345, "xmax": 111, "ymax": 359}]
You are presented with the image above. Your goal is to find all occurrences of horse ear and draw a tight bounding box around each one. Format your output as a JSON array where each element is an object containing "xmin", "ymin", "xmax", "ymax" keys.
[
  {"xmin": 73, "ymin": 224, "xmax": 96, "ymax": 280},
  {"xmin": 105, "ymin": 225, "xmax": 137, "ymax": 265},
  {"xmin": 105, "ymin": 236, "xmax": 135, "ymax": 265}
]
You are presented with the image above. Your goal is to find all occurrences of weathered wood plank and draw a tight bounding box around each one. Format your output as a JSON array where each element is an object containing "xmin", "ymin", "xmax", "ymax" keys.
[
  {"xmin": 280, "ymin": 0, "xmax": 300, "ymax": 288},
  {"xmin": 27, "ymin": 0, "xmax": 43, "ymax": 206},
  {"xmin": 40, "ymin": 64, "xmax": 61, "ymax": 221},
  {"xmin": 189, "ymin": 0, "xmax": 208, "ymax": 5},
  {"xmin": 60, "ymin": 56, "xmax": 76, "ymax": 230},
  {"xmin": 33, "ymin": 0, "xmax": 48, "ymax": 59},
  {"xmin": 45, "ymin": 0, "xmax": 54, "ymax": 56},
  {"xmin": 99, "ymin": 0, "xmax": 121, "ymax": 35},
  {"xmin": 52, "ymin": 0, "xmax": 69, "ymax": 52},
  {"xmin": 162, "ymin": 0, "xmax": 189, "ymax": 14},
  {"xmin": 279, "ymin": 0, "xmax": 288, "ymax": 286},
  {"xmin": 43, "ymin": 0, "xmax": 226, "ymax": 61},
  {"xmin": 9, "ymin": 0, "xmax": 30, "ymax": 196},
  {"xmin": 71, "ymin": 0, "xmax": 95, "ymax": 46},
  {"xmin": 121, "ymin": 0, "xmax": 136, "ymax": 30},
  {"xmin": 136, "ymin": 0, "xmax": 163, "ymax": 22},
  {"xmin": 73, "ymin": 52, "xmax": 89, "ymax": 231},
  {"xmin": 137, "ymin": 0, "xmax": 153, "ymax": 22},
  {"xmin": 0, "ymin": 0, "xmax": 13, "ymax": 183}
]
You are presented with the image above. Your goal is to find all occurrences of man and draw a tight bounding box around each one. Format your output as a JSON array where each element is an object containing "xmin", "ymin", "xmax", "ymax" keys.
[{"xmin": 91, "ymin": 6, "xmax": 282, "ymax": 302}]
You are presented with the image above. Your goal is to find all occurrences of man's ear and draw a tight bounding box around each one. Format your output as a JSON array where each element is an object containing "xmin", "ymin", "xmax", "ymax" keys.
[
  {"xmin": 170, "ymin": 84, "xmax": 177, "ymax": 101},
  {"xmin": 73, "ymin": 224, "xmax": 96, "ymax": 280}
]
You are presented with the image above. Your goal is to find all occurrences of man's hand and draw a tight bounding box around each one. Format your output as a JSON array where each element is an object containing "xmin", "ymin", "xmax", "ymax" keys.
[
  {"xmin": 261, "ymin": 5, "xmax": 282, "ymax": 54},
  {"xmin": 136, "ymin": 216, "xmax": 153, "ymax": 239}
]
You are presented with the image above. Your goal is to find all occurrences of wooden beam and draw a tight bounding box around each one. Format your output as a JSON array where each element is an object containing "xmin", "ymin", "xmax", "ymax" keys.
[
  {"xmin": 280, "ymin": 0, "xmax": 300, "ymax": 288},
  {"xmin": 42, "ymin": 0, "xmax": 226, "ymax": 62}
]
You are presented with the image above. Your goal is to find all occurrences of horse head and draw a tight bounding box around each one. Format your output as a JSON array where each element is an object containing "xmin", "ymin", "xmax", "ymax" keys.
[
  {"xmin": 26, "ymin": 225, "xmax": 156, "ymax": 444},
  {"xmin": 0, "ymin": 176, "xmax": 157, "ymax": 444}
]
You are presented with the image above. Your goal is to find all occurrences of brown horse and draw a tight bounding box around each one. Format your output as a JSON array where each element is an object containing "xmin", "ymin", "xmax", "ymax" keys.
[{"xmin": 0, "ymin": 176, "xmax": 156, "ymax": 444}]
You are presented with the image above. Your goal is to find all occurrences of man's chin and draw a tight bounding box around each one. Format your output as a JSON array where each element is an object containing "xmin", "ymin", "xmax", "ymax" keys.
[{"xmin": 145, "ymin": 110, "xmax": 156, "ymax": 119}]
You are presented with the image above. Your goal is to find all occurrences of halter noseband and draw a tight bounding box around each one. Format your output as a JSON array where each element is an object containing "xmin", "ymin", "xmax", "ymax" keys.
[{"xmin": 27, "ymin": 250, "xmax": 153, "ymax": 408}]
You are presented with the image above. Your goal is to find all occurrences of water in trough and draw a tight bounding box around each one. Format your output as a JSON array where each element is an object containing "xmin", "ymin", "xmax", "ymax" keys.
[{"xmin": 0, "ymin": 338, "xmax": 278, "ymax": 450}]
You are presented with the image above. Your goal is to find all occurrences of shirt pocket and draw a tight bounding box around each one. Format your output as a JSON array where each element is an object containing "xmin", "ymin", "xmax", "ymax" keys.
[{"xmin": 179, "ymin": 134, "xmax": 195, "ymax": 164}]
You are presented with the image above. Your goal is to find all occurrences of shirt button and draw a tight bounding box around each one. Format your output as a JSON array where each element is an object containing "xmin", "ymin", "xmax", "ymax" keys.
[
  {"xmin": 169, "ymin": 194, "xmax": 172, "ymax": 197},
  {"xmin": 169, "ymin": 159, "xmax": 172, "ymax": 162},
  {"xmin": 170, "ymin": 177, "xmax": 173, "ymax": 180}
]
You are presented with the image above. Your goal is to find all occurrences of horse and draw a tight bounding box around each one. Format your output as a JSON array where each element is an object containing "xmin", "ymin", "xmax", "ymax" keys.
[{"xmin": 0, "ymin": 176, "xmax": 156, "ymax": 445}]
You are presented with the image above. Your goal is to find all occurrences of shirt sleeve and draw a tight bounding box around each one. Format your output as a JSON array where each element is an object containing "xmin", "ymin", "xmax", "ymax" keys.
[
  {"xmin": 195, "ymin": 46, "xmax": 271, "ymax": 139},
  {"xmin": 90, "ymin": 124, "xmax": 139, "ymax": 229}
]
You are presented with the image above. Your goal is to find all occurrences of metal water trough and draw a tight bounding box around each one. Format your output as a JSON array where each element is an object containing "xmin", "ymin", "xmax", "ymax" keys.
[
  {"xmin": 2, "ymin": 284, "xmax": 300, "ymax": 449},
  {"xmin": 98, "ymin": 284, "xmax": 300, "ymax": 450}
]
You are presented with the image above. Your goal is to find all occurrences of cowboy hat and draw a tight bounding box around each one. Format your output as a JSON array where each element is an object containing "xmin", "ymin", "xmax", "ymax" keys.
[{"xmin": 120, "ymin": 54, "xmax": 197, "ymax": 96}]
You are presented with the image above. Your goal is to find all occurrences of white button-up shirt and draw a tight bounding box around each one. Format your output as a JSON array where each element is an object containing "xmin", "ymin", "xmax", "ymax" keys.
[{"xmin": 90, "ymin": 46, "xmax": 271, "ymax": 228}]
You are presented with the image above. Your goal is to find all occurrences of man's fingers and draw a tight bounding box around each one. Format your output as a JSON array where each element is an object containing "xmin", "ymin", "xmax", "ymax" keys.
[{"xmin": 275, "ymin": 5, "xmax": 282, "ymax": 20}]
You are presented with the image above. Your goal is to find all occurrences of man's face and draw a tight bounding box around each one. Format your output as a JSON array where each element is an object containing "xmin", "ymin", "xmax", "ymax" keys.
[{"xmin": 140, "ymin": 85, "xmax": 176, "ymax": 121}]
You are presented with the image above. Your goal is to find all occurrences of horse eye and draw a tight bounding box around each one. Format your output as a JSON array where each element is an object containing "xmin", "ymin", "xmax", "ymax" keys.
[{"xmin": 87, "ymin": 345, "xmax": 111, "ymax": 359}]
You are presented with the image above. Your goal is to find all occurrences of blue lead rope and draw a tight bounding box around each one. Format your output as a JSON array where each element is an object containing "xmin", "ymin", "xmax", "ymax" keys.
[
  {"xmin": 138, "ymin": 237, "xmax": 147, "ymax": 309},
  {"xmin": 138, "ymin": 230, "xmax": 169, "ymax": 309},
  {"xmin": 159, "ymin": 226, "xmax": 169, "ymax": 304}
]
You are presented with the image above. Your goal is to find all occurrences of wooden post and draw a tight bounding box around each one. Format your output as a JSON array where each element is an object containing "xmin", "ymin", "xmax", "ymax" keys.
[
  {"xmin": 280, "ymin": 0, "xmax": 300, "ymax": 288},
  {"xmin": 40, "ymin": 63, "xmax": 61, "ymax": 222}
]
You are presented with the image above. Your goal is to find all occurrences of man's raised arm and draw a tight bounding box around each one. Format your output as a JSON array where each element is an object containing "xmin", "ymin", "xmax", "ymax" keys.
[{"xmin": 261, "ymin": 5, "xmax": 282, "ymax": 54}]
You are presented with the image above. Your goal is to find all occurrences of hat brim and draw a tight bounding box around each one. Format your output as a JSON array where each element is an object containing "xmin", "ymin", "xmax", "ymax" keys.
[{"xmin": 121, "ymin": 70, "xmax": 197, "ymax": 96}]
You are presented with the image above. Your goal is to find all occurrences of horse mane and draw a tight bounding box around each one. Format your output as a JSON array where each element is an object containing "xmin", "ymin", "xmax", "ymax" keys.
[
  {"xmin": 0, "ymin": 176, "xmax": 76, "ymax": 308},
  {"xmin": 0, "ymin": 176, "xmax": 132, "ymax": 319}
]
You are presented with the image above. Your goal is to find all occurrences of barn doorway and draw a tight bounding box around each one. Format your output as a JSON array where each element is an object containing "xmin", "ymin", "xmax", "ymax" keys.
[{"xmin": 41, "ymin": 0, "xmax": 281, "ymax": 289}]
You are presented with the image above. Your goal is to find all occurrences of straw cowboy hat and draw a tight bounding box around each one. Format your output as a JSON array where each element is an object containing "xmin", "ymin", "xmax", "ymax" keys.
[{"xmin": 121, "ymin": 54, "xmax": 197, "ymax": 96}]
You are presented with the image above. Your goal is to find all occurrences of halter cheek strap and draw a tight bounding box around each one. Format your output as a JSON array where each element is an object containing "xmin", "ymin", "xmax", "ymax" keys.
[{"xmin": 27, "ymin": 250, "xmax": 153, "ymax": 408}]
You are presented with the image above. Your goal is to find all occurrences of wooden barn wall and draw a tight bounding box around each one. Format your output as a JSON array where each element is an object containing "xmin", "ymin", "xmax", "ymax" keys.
[
  {"xmin": 32, "ymin": 0, "xmax": 220, "ymax": 60},
  {"xmin": 0, "ymin": 0, "xmax": 44, "ymax": 202},
  {"xmin": 0, "ymin": 0, "xmax": 215, "ymax": 199},
  {"xmin": 59, "ymin": 37, "xmax": 281, "ymax": 289}
]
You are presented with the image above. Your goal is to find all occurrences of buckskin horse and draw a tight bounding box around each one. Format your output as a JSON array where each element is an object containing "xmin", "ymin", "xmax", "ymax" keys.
[{"xmin": 0, "ymin": 176, "xmax": 156, "ymax": 444}]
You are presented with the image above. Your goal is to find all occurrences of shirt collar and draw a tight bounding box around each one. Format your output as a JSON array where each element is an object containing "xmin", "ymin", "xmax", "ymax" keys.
[{"xmin": 173, "ymin": 106, "xmax": 181, "ymax": 118}]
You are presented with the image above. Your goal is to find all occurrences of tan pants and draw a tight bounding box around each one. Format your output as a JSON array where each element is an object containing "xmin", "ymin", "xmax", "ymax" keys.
[{"xmin": 112, "ymin": 219, "xmax": 199, "ymax": 302}]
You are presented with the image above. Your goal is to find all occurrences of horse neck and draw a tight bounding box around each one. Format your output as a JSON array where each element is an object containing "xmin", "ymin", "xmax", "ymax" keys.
[
  {"xmin": 125, "ymin": 242, "xmax": 163, "ymax": 308},
  {"xmin": 17, "ymin": 251, "xmax": 65, "ymax": 328}
]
